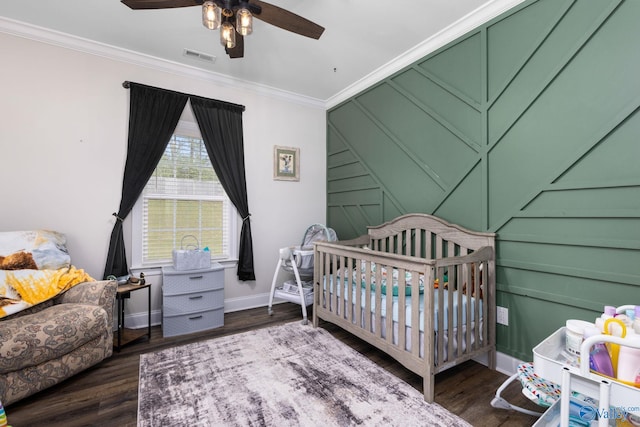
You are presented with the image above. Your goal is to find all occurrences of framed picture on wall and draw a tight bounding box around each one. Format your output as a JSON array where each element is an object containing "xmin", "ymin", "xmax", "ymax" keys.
[{"xmin": 273, "ymin": 145, "xmax": 300, "ymax": 181}]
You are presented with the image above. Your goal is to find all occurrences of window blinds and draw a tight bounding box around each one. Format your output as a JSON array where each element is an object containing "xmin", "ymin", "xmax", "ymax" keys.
[{"xmin": 141, "ymin": 134, "xmax": 231, "ymax": 264}]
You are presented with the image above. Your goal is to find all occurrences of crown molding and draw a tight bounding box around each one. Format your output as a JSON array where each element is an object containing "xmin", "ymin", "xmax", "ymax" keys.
[
  {"xmin": 1, "ymin": 0, "xmax": 526, "ymax": 110},
  {"xmin": 326, "ymin": 0, "xmax": 527, "ymax": 109},
  {"xmin": 0, "ymin": 16, "xmax": 325, "ymax": 109}
]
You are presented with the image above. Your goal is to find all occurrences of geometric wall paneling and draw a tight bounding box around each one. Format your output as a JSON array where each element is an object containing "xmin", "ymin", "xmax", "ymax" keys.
[
  {"xmin": 432, "ymin": 162, "xmax": 485, "ymax": 232},
  {"xmin": 382, "ymin": 192, "xmax": 404, "ymax": 223},
  {"xmin": 390, "ymin": 70, "xmax": 483, "ymax": 152},
  {"xmin": 500, "ymin": 214, "xmax": 640, "ymax": 251},
  {"xmin": 327, "ymin": 0, "xmax": 640, "ymax": 358},
  {"xmin": 497, "ymin": 239, "xmax": 637, "ymax": 290},
  {"xmin": 488, "ymin": 0, "xmax": 630, "ymax": 229},
  {"xmin": 357, "ymin": 81, "xmax": 480, "ymax": 192},
  {"xmin": 486, "ymin": 0, "xmax": 574, "ymax": 103},
  {"xmin": 521, "ymin": 187, "xmax": 640, "ymax": 224},
  {"xmin": 327, "ymin": 203, "xmax": 380, "ymax": 240},
  {"xmin": 554, "ymin": 109, "xmax": 640, "ymax": 186},
  {"xmin": 416, "ymin": 31, "xmax": 483, "ymax": 104},
  {"xmin": 496, "ymin": 261, "xmax": 630, "ymax": 309},
  {"xmin": 487, "ymin": 0, "xmax": 623, "ymax": 146},
  {"xmin": 490, "ymin": 79, "xmax": 640, "ymax": 232}
]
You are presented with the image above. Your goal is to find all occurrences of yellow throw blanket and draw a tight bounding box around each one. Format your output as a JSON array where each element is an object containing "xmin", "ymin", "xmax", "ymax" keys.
[{"xmin": 0, "ymin": 267, "xmax": 94, "ymax": 318}]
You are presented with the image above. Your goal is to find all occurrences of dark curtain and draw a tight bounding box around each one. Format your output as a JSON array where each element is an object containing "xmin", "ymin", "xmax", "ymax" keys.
[
  {"xmin": 103, "ymin": 83, "xmax": 188, "ymax": 278},
  {"xmin": 190, "ymin": 96, "xmax": 255, "ymax": 281}
]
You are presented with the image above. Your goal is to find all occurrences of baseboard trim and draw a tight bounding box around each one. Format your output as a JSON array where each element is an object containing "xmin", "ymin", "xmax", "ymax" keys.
[
  {"xmin": 495, "ymin": 351, "xmax": 527, "ymax": 376},
  {"xmin": 119, "ymin": 309, "xmax": 163, "ymax": 330},
  {"xmin": 471, "ymin": 350, "xmax": 524, "ymax": 377},
  {"xmin": 224, "ymin": 292, "xmax": 276, "ymax": 313}
]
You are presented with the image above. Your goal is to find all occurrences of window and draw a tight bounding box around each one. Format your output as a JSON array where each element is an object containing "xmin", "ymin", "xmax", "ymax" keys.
[{"xmin": 131, "ymin": 120, "xmax": 237, "ymax": 267}]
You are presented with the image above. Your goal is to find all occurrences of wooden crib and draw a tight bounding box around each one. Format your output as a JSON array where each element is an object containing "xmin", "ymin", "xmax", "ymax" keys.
[{"xmin": 312, "ymin": 213, "xmax": 496, "ymax": 402}]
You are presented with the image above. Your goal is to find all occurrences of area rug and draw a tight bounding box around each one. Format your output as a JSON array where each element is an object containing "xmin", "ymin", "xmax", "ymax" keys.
[{"xmin": 138, "ymin": 322, "xmax": 471, "ymax": 426}]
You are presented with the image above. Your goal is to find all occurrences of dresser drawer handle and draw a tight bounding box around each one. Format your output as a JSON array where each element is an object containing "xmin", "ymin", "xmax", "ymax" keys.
[
  {"xmin": 189, "ymin": 275, "xmax": 204, "ymax": 280},
  {"xmin": 189, "ymin": 315, "xmax": 203, "ymax": 320},
  {"xmin": 189, "ymin": 295, "xmax": 203, "ymax": 300}
]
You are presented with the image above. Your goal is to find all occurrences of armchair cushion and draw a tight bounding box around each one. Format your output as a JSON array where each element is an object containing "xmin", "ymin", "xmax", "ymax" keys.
[
  {"xmin": 0, "ymin": 280, "xmax": 116, "ymax": 405},
  {"xmin": 0, "ymin": 303, "xmax": 108, "ymax": 374}
]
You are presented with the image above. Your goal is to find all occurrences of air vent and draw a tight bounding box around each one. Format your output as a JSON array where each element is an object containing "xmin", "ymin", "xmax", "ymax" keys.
[{"xmin": 182, "ymin": 49, "xmax": 216, "ymax": 64}]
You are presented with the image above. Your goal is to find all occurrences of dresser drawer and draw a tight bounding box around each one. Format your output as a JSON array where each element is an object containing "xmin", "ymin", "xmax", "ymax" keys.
[
  {"xmin": 163, "ymin": 307, "xmax": 224, "ymax": 337},
  {"xmin": 162, "ymin": 266, "xmax": 223, "ymax": 295},
  {"xmin": 163, "ymin": 288, "xmax": 223, "ymax": 316}
]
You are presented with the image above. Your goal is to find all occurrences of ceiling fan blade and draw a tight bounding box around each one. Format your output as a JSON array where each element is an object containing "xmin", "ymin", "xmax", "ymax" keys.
[
  {"xmin": 250, "ymin": 0, "xmax": 324, "ymax": 40},
  {"xmin": 226, "ymin": 34, "xmax": 245, "ymax": 59},
  {"xmin": 121, "ymin": 0, "xmax": 199, "ymax": 10}
]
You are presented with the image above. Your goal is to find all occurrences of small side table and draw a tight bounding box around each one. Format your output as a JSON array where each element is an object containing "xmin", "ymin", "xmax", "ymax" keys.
[{"xmin": 114, "ymin": 282, "xmax": 151, "ymax": 352}]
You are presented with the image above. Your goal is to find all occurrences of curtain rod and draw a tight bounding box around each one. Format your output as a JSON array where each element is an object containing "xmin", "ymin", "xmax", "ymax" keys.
[{"xmin": 122, "ymin": 80, "xmax": 246, "ymax": 112}]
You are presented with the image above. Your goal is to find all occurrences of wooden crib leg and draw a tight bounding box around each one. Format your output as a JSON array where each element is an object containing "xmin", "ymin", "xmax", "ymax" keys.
[
  {"xmin": 312, "ymin": 281, "xmax": 319, "ymax": 327},
  {"xmin": 423, "ymin": 369, "xmax": 435, "ymax": 402}
]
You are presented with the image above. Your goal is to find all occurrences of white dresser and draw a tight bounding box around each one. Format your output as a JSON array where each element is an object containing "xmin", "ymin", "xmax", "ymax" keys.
[{"xmin": 161, "ymin": 264, "xmax": 224, "ymax": 337}]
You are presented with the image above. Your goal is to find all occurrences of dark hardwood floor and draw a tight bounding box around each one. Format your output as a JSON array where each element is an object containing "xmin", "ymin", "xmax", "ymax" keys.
[{"xmin": 5, "ymin": 303, "xmax": 540, "ymax": 426}]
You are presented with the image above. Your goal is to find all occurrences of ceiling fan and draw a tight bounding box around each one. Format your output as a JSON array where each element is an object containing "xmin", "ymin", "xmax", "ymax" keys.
[{"xmin": 121, "ymin": 0, "xmax": 325, "ymax": 59}]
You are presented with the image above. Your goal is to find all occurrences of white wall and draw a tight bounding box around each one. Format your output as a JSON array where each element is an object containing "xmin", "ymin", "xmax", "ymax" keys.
[{"xmin": 0, "ymin": 31, "xmax": 326, "ymax": 323}]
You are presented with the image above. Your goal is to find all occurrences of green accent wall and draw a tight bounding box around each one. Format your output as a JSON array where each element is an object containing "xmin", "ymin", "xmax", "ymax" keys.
[{"xmin": 326, "ymin": 0, "xmax": 640, "ymax": 360}]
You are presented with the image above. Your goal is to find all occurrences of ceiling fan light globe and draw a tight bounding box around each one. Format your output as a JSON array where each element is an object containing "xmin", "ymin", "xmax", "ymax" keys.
[
  {"xmin": 202, "ymin": 1, "xmax": 221, "ymax": 30},
  {"xmin": 220, "ymin": 21, "xmax": 236, "ymax": 49},
  {"xmin": 236, "ymin": 8, "xmax": 253, "ymax": 36}
]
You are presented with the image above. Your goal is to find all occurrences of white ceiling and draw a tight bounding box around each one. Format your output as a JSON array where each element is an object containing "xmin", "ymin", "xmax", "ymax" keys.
[{"xmin": 0, "ymin": 0, "xmax": 520, "ymax": 102}]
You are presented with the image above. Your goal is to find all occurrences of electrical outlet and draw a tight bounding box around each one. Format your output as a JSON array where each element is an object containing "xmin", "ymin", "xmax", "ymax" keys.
[{"xmin": 497, "ymin": 306, "xmax": 509, "ymax": 326}]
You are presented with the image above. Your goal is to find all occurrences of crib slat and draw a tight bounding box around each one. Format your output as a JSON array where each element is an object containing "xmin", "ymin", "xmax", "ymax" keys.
[
  {"xmin": 325, "ymin": 253, "xmax": 336, "ymax": 311},
  {"xmin": 355, "ymin": 256, "xmax": 363, "ymax": 330},
  {"xmin": 445, "ymin": 241, "xmax": 454, "ymax": 360},
  {"xmin": 424, "ymin": 231, "xmax": 431, "ymax": 259},
  {"xmin": 340, "ymin": 255, "xmax": 347, "ymax": 319},
  {"xmin": 458, "ymin": 249, "xmax": 468, "ymax": 357},
  {"xmin": 346, "ymin": 256, "xmax": 353, "ymax": 324},
  {"xmin": 447, "ymin": 265, "xmax": 454, "ymax": 360},
  {"xmin": 412, "ymin": 270, "xmax": 422, "ymax": 358},
  {"xmin": 465, "ymin": 257, "xmax": 472, "ymax": 353},
  {"xmin": 435, "ymin": 235, "xmax": 443, "ymax": 260},
  {"xmin": 343, "ymin": 255, "xmax": 350, "ymax": 319},
  {"xmin": 385, "ymin": 265, "xmax": 395, "ymax": 345},
  {"xmin": 374, "ymin": 263, "xmax": 383, "ymax": 338},
  {"xmin": 480, "ymin": 260, "xmax": 486, "ymax": 349},
  {"xmin": 330, "ymin": 253, "xmax": 337, "ymax": 315},
  {"xmin": 364, "ymin": 259, "xmax": 372, "ymax": 333},
  {"xmin": 324, "ymin": 250, "xmax": 331, "ymax": 312},
  {"xmin": 436, "ymin": 266, "xmax": 445, "ymax": 367},
  {"xmin": 333, "ymin": 255, "xmax": 340, "ymax": 317},
  {"xmin": 474, "ymin": 260, "xmax": 481, "ymax": 349},
  {"xmin": 435, "ymin": 266, "xmax": 442, "ymax": 366},
  {"xmin": 397, "ymin": 270, "xmax": 406, "ymax": 353}
]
